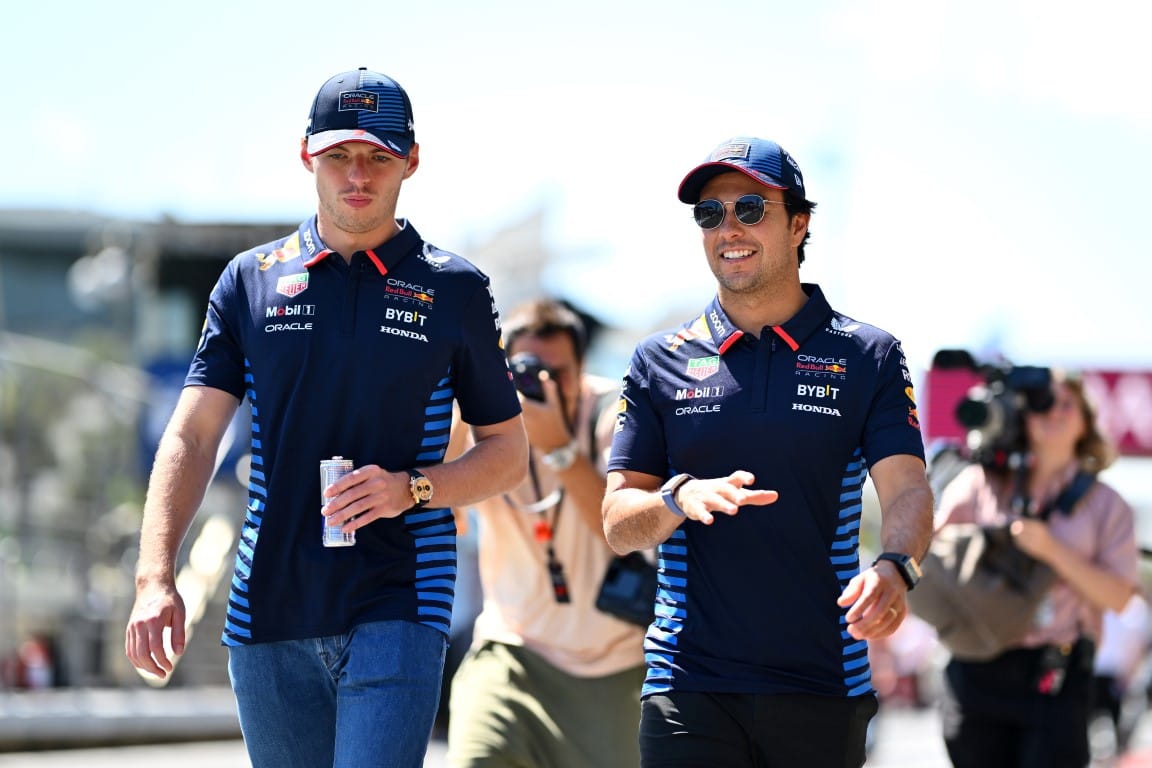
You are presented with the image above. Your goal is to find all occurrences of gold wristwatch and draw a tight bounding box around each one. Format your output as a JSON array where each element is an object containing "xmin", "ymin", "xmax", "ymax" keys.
[{"xmin": 407, "ymin": 469, "xmax": 434, "ymax": 509}]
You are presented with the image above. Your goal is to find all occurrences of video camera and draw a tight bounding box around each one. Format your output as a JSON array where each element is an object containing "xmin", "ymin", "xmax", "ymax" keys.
[{"xmin": 933, "ymin": 349, "xmax": 1055, "ymax": 469}]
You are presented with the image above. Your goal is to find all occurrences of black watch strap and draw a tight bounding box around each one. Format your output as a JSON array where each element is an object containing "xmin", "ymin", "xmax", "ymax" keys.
[{"xmin": 873, "ymin": 552, "xmax": 921, "ymax": 591}]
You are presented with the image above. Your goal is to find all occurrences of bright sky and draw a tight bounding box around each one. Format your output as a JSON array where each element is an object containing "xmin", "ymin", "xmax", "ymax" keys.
[{"xmin": 5, "ymin": 0, "xmax": 1150, "ymax": 373}]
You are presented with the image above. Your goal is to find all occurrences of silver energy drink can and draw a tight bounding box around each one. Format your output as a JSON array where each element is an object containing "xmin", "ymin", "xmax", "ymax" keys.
[{"xmin": 320, "ymin": 456, "xmax": 355, "ymax": 547}]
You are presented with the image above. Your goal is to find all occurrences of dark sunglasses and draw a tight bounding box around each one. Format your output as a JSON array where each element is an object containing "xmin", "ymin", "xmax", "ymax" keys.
[{"xmin": 692, "ymin": 194, "xmax": 787, "ymax": 230}]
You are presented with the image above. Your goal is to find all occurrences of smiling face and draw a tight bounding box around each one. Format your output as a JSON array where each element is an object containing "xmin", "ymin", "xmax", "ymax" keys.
[
  {"xmin": 697, "ymin": 172, "xmax": 809, "ymax": 302},
  {"xmin": 300, "ymin": 140, "xmax": 420, "ymax": 256}
]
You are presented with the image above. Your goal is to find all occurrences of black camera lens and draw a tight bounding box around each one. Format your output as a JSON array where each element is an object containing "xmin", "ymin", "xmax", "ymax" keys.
[
  {"xmin": 509, "ymin": 352, "xmax": 550, "ymax": 402},
  {"xmin": 955, "ymin": 398, "xmax": 991, "ymax": 428}
]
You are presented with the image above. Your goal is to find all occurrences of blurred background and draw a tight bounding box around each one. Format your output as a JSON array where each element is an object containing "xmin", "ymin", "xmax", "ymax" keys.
[{"xmin": 1, "ymin": 0, "xmax": 1150, "ymax": 760}]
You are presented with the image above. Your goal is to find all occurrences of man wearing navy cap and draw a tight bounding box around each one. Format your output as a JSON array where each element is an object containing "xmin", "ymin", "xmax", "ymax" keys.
[
  {"xmin": 602, "ymin": 136, "xmax": 935, "ymax": 767},
  {"xmin": 125, "ymin": 68, "xmax": 528, "ymax": 768}
]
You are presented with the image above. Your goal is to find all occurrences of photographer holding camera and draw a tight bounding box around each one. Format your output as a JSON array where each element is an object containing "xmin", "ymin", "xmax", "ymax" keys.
[
  {"xmin": 445, "ymin": 298, "xmax": 646, "ymax": 768},
  {"xmin": 932, "ymin": 367, "xmax": 1140, "ymax": 768}
]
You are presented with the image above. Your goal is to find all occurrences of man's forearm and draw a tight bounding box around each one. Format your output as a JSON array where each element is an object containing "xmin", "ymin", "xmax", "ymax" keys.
[
  {"xmin": 135, "ymin": 436, "xmax": 219, "ymax": 587},
  {"xmin": 603, "ymin": 486, "xmax": 680, "ymax": 555},
  {"xmin": 879, "ymin": 485, "xmax": 935, "ymax": 562},
  {"xmin": 429, "ymin": 423, "xmax": 528, "ymax": 510}
]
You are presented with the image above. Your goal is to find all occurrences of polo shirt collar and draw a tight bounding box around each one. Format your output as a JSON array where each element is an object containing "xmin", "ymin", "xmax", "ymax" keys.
[
  {"xmin": 299, "ymin": 216, "xmax": 422, "ymax": 276},
  {"xmin": 707, "ymin": 283, "xmax": 834, "ymax": 355}
]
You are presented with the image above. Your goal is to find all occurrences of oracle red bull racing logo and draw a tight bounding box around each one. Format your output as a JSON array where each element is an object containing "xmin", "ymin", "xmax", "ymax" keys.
[
  {"xmin": 386, "ymin": 278, "xmax": 434, "ymax": 306},
  {"xmin": 796, "ymin": 355, "xmax": 847, "ymax": 380}
]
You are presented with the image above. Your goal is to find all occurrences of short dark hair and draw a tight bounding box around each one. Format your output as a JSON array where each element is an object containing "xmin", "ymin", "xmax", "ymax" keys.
[
  {"xmin": 502, "ymin": 299, "xmax": 588, "ymax": 363},
  {"xmin": 785, "ymin": 193, "xmax": 817, "ymax": 267}
]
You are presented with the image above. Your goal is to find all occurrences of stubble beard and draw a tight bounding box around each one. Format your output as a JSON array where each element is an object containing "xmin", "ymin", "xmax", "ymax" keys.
[
  {"xmin": 712, "ymin": 259, "xmax": 774, "ymax": 297},
  {"xmin": 711, "ymin": 254, "xmax": 796, "ymax": 303},
  {"xmin": 320, "ymin": 197, "xmax": 393, "ymax": 236}
]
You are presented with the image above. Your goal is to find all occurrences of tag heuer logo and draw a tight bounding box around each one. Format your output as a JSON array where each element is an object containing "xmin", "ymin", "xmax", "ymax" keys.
[
  {"xmin": 686, "ymin": 355, "xmax": 720, "ymax": 381},
  {"xmin": 276, "ymin": 273, "xmax": 309, "ymax": 298}
]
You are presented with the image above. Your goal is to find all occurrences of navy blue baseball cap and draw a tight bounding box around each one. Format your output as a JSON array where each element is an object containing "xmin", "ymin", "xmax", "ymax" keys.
[
  {"xmin": 677, "ymin": 137, "xmax": 806, "ymax": 203},
  {"xmin": 305, "ymin": 68, "xmax": 415, "ymax": 158}
]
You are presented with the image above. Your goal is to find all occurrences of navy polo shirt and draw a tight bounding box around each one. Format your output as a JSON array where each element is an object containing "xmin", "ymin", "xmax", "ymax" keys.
[
  {"xmin": 607, "ymin": 284, "xmax": 925, "ymax": 698},
  {"xmin": 187, "ymin": 217, "xmax": 520, "ymax": 646}
]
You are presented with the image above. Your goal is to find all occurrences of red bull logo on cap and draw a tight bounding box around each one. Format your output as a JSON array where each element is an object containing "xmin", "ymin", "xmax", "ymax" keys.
[{"xmin": 339, "ymin": 90, "xmax": 379, "ymax": 113}]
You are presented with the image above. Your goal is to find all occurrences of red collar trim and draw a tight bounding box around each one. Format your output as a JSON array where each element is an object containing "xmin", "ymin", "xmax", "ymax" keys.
[
  {"xmin": 771, "ymin": 326, "xmax": 800, "ymax": 351},
  {"xmin": 364, "ymin": 249, "xmax": 388, "ymax": 275},
  {"xmin": 300, "ymin": 248, "xmax": 389, "ymax": 276},
  {"xmin": 302, "ymin": 249, "xmax": 333, "ymax": 268}
]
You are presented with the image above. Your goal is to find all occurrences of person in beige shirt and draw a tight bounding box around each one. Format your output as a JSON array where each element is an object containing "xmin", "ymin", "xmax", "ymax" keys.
[{"xmin": 446, "ymin": 298, "xmax": 646, "ymax": 768}]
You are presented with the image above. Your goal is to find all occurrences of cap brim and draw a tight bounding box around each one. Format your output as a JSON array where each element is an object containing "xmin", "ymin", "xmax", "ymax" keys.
[
  {"xmin": 677, "ymin": 162, "xmax": 787, "ymax": 204},
  {"xmin": 306, "ymin": 129, "xmax": 411, "ymax": 158}
]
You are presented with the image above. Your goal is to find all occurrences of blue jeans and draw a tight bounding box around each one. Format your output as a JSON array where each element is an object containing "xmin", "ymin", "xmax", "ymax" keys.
[{"xmin": 228, "ymin": 620, "xmax": 448, "ymax": 768}]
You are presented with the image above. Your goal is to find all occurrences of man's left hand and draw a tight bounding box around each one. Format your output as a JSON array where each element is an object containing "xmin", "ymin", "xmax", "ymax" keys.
[{"xmin": 837, "ymin": 564, "xmax": 906, "ymax": 640}]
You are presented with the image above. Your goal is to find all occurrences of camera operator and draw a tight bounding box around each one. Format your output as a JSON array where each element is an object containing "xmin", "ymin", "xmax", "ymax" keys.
[
  {"xmin": 444, "ymin": 298, "xmax": 646, "ymax": 768},
  {"xmin": 934, "ymin": 369, "xmax": 1140, "ymax": 768}
]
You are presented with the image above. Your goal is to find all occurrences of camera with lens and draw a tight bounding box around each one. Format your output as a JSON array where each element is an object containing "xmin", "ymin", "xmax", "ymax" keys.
[
  {"xmin": 509, "ymin": 352, "xmax": 551, "ymax": 402},
  {"xmin": 934, "ymin": 349, "xmax": 1055, "ymax": 469}
]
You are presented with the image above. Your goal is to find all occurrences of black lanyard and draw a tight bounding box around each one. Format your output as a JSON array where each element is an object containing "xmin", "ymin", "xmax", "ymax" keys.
[
  {"xmin": 505, "ymin": 387, "xmax": 589, "ymax": 604},
  {"xmin": 503, "ymin": 455, "xmax": 570, "ymax": 603},
  {"xmin": 1012, "ymin": 469, "xmax": 1095, "ymax": 521}
]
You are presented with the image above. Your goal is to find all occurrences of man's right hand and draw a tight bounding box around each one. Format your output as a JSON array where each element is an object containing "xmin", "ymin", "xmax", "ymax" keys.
[
  {"xmin": 676, "ymin": 471, "xmax": 779, "ymax": 525},
  {"xmin": 517, "ymin": 373, "xmax": 571, "ymax": 452},
  {"xmin": 124, "ymin": 582, "xmax": 187, "ymax": 679}
]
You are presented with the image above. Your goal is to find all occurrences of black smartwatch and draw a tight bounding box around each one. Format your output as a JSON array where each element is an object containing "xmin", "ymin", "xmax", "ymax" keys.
[{"xmin": 873, "ymin": 552, "xmax": 921, "ymax": 591}]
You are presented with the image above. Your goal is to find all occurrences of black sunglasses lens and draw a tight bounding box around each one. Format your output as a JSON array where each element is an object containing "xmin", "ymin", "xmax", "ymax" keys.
[
  {"xmin": 733, "ymin": 195, "xmax": 767, "ymax": 226},
  {"xmin": 693, "ymin": 200, "xmax": 725, "ymax": 229}
]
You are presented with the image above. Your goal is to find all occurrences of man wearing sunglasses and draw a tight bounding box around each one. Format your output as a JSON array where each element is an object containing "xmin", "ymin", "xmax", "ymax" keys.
[{"xmin": 602, "ymin": 136, "xmax": 935, "ymax": 767}]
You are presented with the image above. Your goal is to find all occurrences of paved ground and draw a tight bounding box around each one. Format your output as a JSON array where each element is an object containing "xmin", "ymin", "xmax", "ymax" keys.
[
  {"xmin": 4, "ymin": 690, "xmax": 1152, "ymax": 767},
  {"xmin": 0, "ymin": 738, "xmax": 449, "ymax": 767},
  {"xmin": 0, "ymin": 710, "xmax": 948, "ymax": 767},
  {"xmin": 0, "ymin": 686, "xmax": 240, "ymax": 750}
]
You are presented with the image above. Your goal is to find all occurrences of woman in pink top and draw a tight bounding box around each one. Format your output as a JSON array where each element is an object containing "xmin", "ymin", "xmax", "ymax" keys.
[{"xmin": 935, "ymin": 372, "xmax": 1140, "ymax": 768}]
